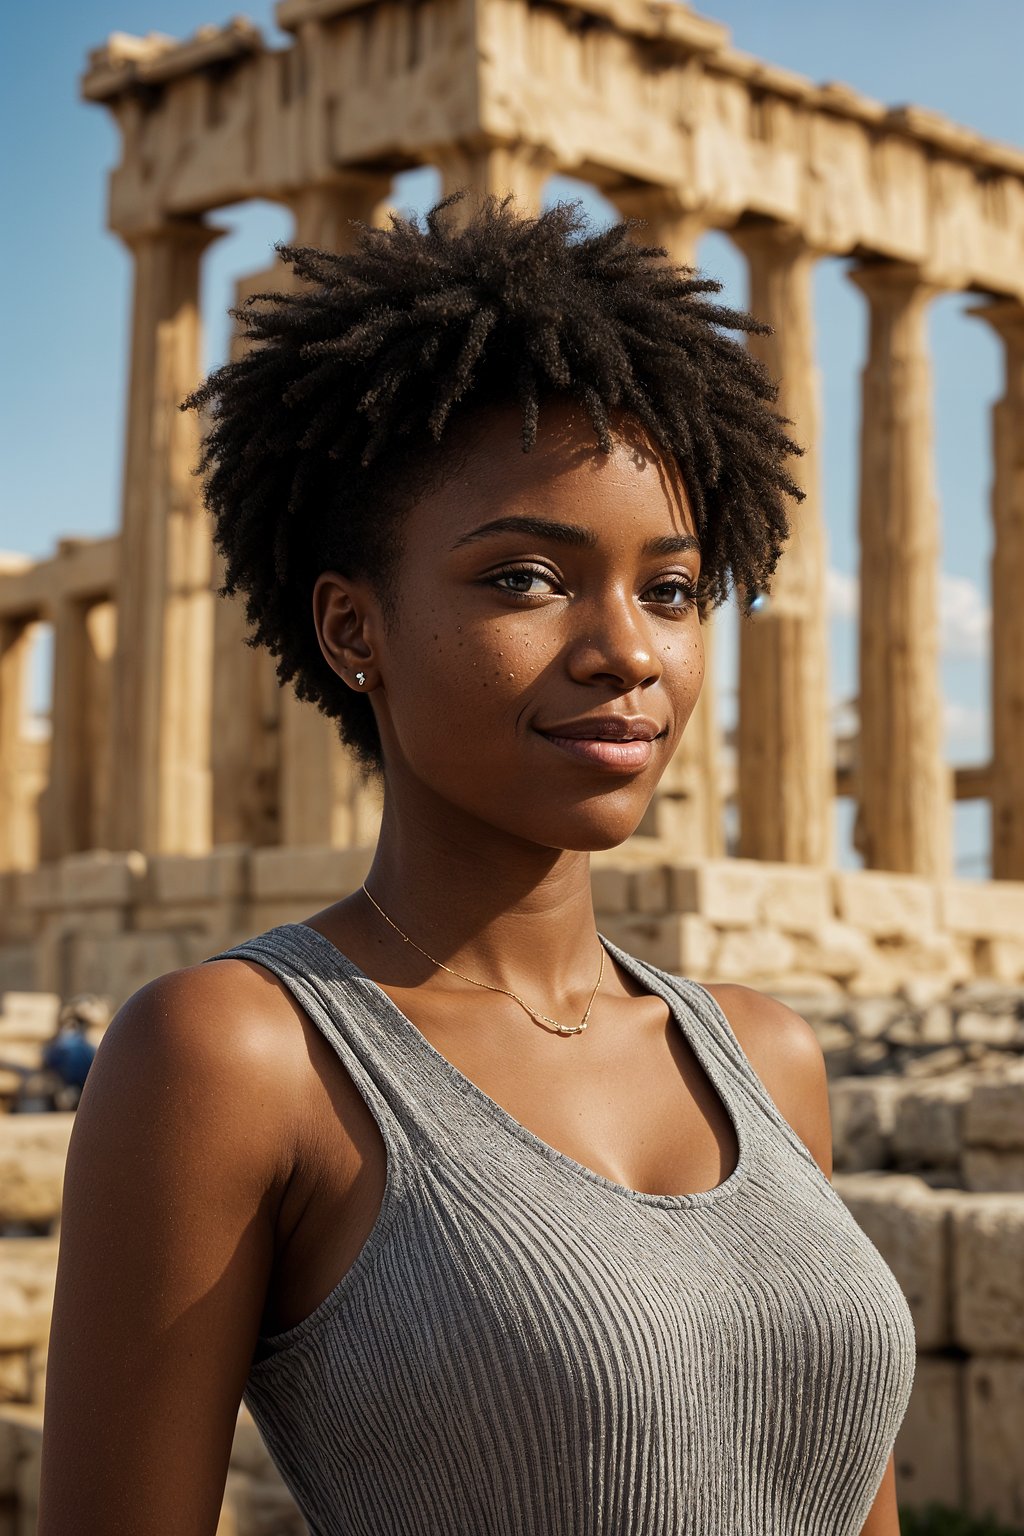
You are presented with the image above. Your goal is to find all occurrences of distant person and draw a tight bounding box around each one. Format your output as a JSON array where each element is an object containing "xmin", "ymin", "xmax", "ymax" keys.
[
  {"xmin": 40, "ymin": 197, "xmax": 915, "ymax": 1535},
  {"xmin": 40, "ymin": 996, "xmax": 104, "ymax": 1110}
]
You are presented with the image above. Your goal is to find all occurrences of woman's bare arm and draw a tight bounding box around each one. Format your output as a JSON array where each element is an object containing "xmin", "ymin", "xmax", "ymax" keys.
[{"xmin": 37, "ymin": 960, "xmax": 302, "ymax": 1536}]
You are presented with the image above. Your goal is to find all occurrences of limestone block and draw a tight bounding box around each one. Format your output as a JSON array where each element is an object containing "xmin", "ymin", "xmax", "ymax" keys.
[
  {"xmin": 0, "ymin": 1045, "xmax": 44, "ymax": 1074},
  {"xmin": 669, "ymin": 860, "xmax": 759, "ymax": 924},
  {"xmin": 41, "ymin": 907, "xmax": 126, "ymax": 940},
  {"xmin": 221, "ymin": 1466, "xmax": 306, "ymax": 1535},
  {"xmin": 829, "ymin": 1078, "xmax": 902, "ymax": 1171},
  {"xmin": 149, "ymin": 846, "xmax": 249, "ymax": 905},
  {"xmin": 956, "ymin": 1011, "xmax": 1019, "ymax": 1047},
  {"xmin": 893, "ymin": 1355, "xmax": 964, "ymax": 1511},
  {"xmin": 0, "ymin": 995, "xmax": 59, "ymax": 1043},
  {"xmin": 902, "ymin": 932, "xmax": 975, "ymax": 987},
  {"xmin": 761, "ymin": 973, "xmax": 847, "ymax": 1000},
  {"xmin": 953, "ymin": 979, "xmax": 1024, "ymax": 1012},
  {"xmin": 849, "ymin": 997, "xmax": 906, "ymax": 1041},
  {"xmin": 132, "ymin": 901, "xmax": 235, "ymax": 934},
  {"xmin": 832, "ymin": 870, "xmax": 937, "ymax": 938},
  {"xmin": 919, "ymin": 1004, "xmax": 954, "ymax": 1045},
  {"xmin": 602, "ymin": 837, "xmax": 666, "ymax": 866},
  {"xmin": 965, "ymin": 1078, "xmax": 1024, "ymax": 1148},
  {"xmin": 965, "ymin": 1358, "xmax": 1024, "ymax": 1529},
  {"xmin": 851, "ymin": 1040, "xmax": 892, "ymax": 1073},
  {"xmin": 0, "ymin": 1239, "xmax": 60, "ymax": 1351},
  {"xmin": 940, "ymin": 876, "xmax": 1024, "ymax": 940},
  {"xmin": 0, "ymin": 946, "xmax": 37, "ymax": 996},
  {"xmin": 26, "ymin": 1344, "xmax": 45, "ymax": 1407},
  {"xmin": 246, "ymin": 901, "xmax": 327, "ymax": 935},
  {"xmin": 885, "ymin": 1015, "xmax": 926, "ymax": 1047},
  {"xmin": 962, "ymin": 1148, "xmax": 1024, "ymax": 1192},
  {"xmin": 596, "ymin": 914, "xmax": 716, "ymax": 976},
  {"xmin": 974, "ymin": 935, "xmax": 1024, "ymax": 984},
  {"xmin": 712, "ymin": 926, "xmax": 797, "ymax": 983},
  {"xmin": 59, "ymin": 850, "xmax": 147, "ymax": 908},
  {"xmin": 903, "ymin": 1046, "xmax": 968, "ymax": 1079},
  {"xmin": 0, "ymin": 1405, "xmax": 42, "ymax": 1503},
  {"xmin": 11, "ymin": 865, "xmax": 62, "ymax": 913},
  {"xmin": 897, "ymin": 966, "xmax": 972, "ymax": 1008},
  {"xmin": 754, "ymin": 867, "xmax": 832, "ymax": 935},
  {"xmin": 670, "ymin": 859, "xmax": 829, "ymax": 932},
  {"xmin": 632, "ymin": 866, "xmax": 669, "ymax": 915},
  {"xmin": 790, "ymin": 920, "xmax": 876, "ymax": 981},
  {"xmin": 0, "ymin": 1120, "xmax": 74, "ymax": 1227},
  {"xmin": 231, "ymin": 1406, "xmax": 276, "ymax": 1478},
  {"xmin": 14, "ymin": 1417, "xmax": 41, "ymax": 1532},
  {"xmin": 0, "ymin": 1353, "xmax": 29, "ymax": 1405},
  {"xmin": 892, "ymin": 1079, "xmax": 974, "ymax": 1169},
  {"xmin": 831, "ymin": 1172, "xmax": 951, "ymax": 1350},
  {"xmin": 951, "ymin": 1194, "xmax": 1024, "ymax": 1353},
  {"xmin": 62, "ymin": 930, "xmax": 188, "ymax": 1008},
  {"xmin": 590, "ymin": 865, "xmax": 630, "ymax": 915},
  {"xmin": 808, "ymin": 1021, "xmax": 856, "ymax": 1077},
  {"xmin": 845, "ymin": 957, "xmax": 913, "ymax": 999},
  {"xmin": 250, "ymin": 845, "xmax": 373, "ymax": 902}
]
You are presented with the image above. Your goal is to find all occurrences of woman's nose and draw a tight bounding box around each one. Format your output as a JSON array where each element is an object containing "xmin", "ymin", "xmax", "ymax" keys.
[{"xmin": 565, "ymin": 590, "xmax": 661, "ymax": 690}]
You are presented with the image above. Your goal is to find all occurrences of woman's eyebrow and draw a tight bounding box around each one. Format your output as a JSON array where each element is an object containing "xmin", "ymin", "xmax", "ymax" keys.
[{"xmin": 450, "ymin": 515, "xmax": 700, "ymax": 558}]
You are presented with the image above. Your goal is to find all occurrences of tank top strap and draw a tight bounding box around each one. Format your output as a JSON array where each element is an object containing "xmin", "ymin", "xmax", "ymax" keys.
[
  {"xmin": 598, "ymin": 935, "xmax": 830, "ymax": 1184},
  {"xmin": 203, "ymin": 921, "xmax": 448, "ymax": 1156}
]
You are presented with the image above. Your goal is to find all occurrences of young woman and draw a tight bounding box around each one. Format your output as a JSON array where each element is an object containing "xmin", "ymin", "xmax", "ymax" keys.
[{"xmin": 39, "ymin": 198, "xmax": 916, "ymax": 1535}]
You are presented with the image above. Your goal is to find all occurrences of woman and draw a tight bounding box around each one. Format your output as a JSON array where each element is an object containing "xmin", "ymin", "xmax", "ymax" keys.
[{"xmin": 39, "ymin": 197, "xmax": 915, "ymax": 1535}]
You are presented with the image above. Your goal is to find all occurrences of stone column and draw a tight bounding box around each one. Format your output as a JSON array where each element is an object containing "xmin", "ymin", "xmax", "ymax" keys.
[
  {"xmin": 971, "ymin": 299, "xmax": 1024, "ymax": 880},
  {"xmin": 277, "ymin": 176, "xmax": 392, "ymax": 849},
  {"xmin": 731, "ymin": 221, "xmax": 833, "ymax": 866},
  {"xmin": 610, "ymin": 190, "xmax": 724, "ymax": 857},
  {"xmin": 39, "ymin": 596, "xmax": 94, "ymax": 860},
  {"xmin": 435, "ymin": 142, "xmax": 556, "ymax": 219},
  {"xmin": 848, "ymin": 262, "xmax": 952, "ymax": 877},
  {"xmin": 0, "ymin": 617, "xmax": 36, "ymax": 869},
  {"xmin": 209, "ymin": 266, "xmax": 288, "ymax": 850},
  {"xmin": 107, "ymin": 218, "xmax": 221, "ymax": 855}
]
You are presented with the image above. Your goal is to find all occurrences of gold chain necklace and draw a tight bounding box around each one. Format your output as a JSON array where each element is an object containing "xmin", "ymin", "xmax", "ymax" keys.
[{"xmin": 360, "ymin": 883, "xmax": 605, "ymax": 1037}]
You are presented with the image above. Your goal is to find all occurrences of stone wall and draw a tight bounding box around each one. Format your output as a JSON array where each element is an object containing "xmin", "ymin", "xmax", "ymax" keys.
[{"xmin": 3, "ymin": 842, "xmax": 1024, "ymax": 1008}]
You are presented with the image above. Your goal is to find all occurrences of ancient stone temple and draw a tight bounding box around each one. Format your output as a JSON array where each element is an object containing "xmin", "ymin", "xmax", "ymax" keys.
[
  {"xmin": 1, "ymin": 0, "xmax": 1024, "ymax": 1002},
  {"xmin": 2, "ymin": 8, "xmax": 1024, "ymax": 1528}
]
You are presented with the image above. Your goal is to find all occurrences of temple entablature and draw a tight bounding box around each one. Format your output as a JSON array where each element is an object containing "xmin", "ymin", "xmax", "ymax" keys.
[{"xmin": 78, "ymin": 0, "xmax": 1024, "ymax": 302}]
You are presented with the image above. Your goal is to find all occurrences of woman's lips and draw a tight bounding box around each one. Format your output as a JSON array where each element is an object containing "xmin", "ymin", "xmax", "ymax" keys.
[{"xmin": 537, "ymin": 732, "xmax": 655, "ymax": 771}]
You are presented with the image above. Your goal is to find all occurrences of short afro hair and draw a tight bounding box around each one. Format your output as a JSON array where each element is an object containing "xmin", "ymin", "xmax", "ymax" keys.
[{"xmin": 184, "ymin": 193, "xmax": 803, "ymax": 775}]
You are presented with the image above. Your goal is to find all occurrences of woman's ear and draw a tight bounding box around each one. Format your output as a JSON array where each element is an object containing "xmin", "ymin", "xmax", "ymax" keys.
[{"xmin": 312, "ymin": 571, "xmax": 381, "ymax": 692}]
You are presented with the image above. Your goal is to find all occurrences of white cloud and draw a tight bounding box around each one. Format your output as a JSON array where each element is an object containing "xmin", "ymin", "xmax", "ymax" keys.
[
  {"xmin": 826, "ymin": 567, "xmax": 858, "ymax": 621},
  {"xmin": 939, "ymin": 573, "xmax": 991, "ymax": 658},
  {"xmin": 943, "ymin": 699, "xmax": 988, "ymax": 746},
  {"xmin": 827, "ymin": 568, "xmax": 990, "ymax": 658}
]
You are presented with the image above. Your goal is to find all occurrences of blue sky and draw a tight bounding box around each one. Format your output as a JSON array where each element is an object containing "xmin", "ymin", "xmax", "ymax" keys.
[{"xmin": 1, "ymin": 1, "xmax": 1021, "ymax": 872}]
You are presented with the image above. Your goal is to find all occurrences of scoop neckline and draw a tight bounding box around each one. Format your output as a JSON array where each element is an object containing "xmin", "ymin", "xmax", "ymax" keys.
[{"xmin": 287, "ymin": 921, "xmax": 750, "ymax": 1212}]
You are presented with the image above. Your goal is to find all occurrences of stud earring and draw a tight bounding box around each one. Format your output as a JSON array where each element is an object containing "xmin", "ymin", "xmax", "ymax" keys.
[{"xmin": 355, "ymin": 671, "xmax": 367, "ymax": 687}]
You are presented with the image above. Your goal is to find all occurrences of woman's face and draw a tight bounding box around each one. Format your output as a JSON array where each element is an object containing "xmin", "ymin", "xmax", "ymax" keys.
[{"xmin": 316, "ymin": 398, "xmax": 705, "ymax": 852}]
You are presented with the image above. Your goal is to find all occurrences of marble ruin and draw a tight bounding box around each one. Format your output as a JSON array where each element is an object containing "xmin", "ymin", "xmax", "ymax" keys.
[
  {"xmin": 2, "ymin": 0, "xmax": 1024, "ymax": 1006},
  {"xmin": 1, "ymin": 0, "xmax": 1023, "ymax": 1529}
]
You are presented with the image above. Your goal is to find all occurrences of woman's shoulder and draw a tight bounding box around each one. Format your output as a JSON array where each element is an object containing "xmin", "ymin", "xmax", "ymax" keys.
[
  {"xmin": 113, "ymin": 949, "xmax": 315, "ymax": 1081},
  {"xmin": 87, "ymin": 954, "xmax": 318, "ymax": 1192},
  {"xmin": 705, "ymin": 982, "xmax": 833, "ymax": 1181}
]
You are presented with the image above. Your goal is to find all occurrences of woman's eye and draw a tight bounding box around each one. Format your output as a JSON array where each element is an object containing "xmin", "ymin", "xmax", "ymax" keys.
[
  {"xmin": 491, "ymin": 567, "xmax": 559, "ymax": 596},
  {"xmin": 647, "ymin": 578, "xmax": 698, "ymax": 610}
]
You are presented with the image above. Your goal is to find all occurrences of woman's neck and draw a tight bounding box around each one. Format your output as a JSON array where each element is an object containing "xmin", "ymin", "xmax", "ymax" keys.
[{"xmin": 358, "ymin": 781, "xmax": 602, "ymax": 994}]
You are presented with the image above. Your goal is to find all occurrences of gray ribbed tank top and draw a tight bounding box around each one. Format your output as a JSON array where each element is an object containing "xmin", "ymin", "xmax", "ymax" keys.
[{"xmin": 206, "ymin": 922, "xmax": 917, "ymax": 1536}]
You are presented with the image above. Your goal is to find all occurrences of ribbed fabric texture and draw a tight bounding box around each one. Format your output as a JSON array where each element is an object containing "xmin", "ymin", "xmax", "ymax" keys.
[{"xmin": 205, "ymin": 922, "xmax": 917, "ymax": 1536}]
